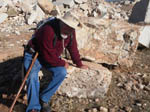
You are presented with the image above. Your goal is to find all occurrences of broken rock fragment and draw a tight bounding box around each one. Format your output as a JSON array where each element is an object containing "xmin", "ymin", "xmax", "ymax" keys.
[
  {"xmin": 38, "ymin": 0, "xmax": 54, "ymax": 14},
  {"xmin": 0, "ymin": 13, "xmax": 8, "ymax": 24}
]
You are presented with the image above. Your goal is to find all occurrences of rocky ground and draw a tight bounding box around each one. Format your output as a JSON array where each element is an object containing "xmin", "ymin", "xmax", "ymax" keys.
[
  {"xmin": 0, "ymin": 32, "xmax": 150, "ymax": 112},
  {"xmin": 0, "ymin": 0, "xmax": 150, "ymax": 112}
]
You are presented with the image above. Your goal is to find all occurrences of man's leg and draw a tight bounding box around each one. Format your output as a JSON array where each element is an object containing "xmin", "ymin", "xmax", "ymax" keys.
[
  {"xmin": 24, "ymin": 52, "xmax": 42, "ymax": 112},
  {"xmin": 40, "ymin": 67, "xmax": 67, "ymax": 103}
]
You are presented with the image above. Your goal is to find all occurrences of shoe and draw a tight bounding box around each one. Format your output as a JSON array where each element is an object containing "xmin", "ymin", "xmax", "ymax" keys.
[
  {"xmin": 29, "ymin": 109, "xmax": 40, "ymax": 112},
  {"xmin": 40, "ymin": 100, "xmax": 51, "ymax": 112}
]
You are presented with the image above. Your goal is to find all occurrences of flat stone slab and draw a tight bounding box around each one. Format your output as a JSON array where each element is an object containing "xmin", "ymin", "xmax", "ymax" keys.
[{"xmin": 58, "ymin": 62, "xmax": 112, "ymax": 98}]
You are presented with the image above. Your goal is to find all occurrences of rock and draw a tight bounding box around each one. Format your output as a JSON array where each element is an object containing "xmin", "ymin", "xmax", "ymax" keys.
[
  {"xmin": 138, "ymin": 26, "xmax": 150, "ymax": 48},
  {"xmin": 80, "ymin": 4, "xmax": 89, "ymax": 11},
  {"xmin": 15, "ymin": 31, "xmax": 20, "ymax": 35},
  {"xmin": 92, "ymin": 108, "xmax": 98, "ymax": 112},
  {"xmin": 23, "ymin": 94, "xmax": 27, "ymax": 100},
  {"xmin": 38, "ymin": 0, "xmax": 54, "ymax": 14},
  {"xmin": 0, "ymin": 13, "xmax": 8, "ymax": 24},
  {"xmin": 53, "ymin": 0, "xmax": 75, "ymax": 7},
  {"xmin": 26, "ymin": 10, "xmax": 38, "ymax": 25},
  {"xmin": 125, "ymin": 106, "xmax": 132, "ymax": 112},
  {"xmin": 97, "ymin": 4, "xmax": 107, "ymax": 18},
  {"xmin": 109, "ymin": 108, "xmax": 116, "ymax": 112},
  {"xmin": 95, "ymin": 98, "xmax": 100, "ymax": 102},
  {"xmin": 2, "ymin": 94, "xmax": 7, "ymax": 99},
  {"xmin": 36, "ymin": 5, "xmax": 45, "ymax": 22},
  {"xmin": 0, "ymin": 1, "xmax": 7, "ymax": 7},
  {"xmin": 21, "ymin": 0, "xmax": 37, "ymax": 13},
  {"xmin": 74, "ymin": 0, "xmax": 83, "ymax": 4},
  {"xmin": 100, "ymin": 106, "xmax": 108, "ymax": 112},
  {"xmin": 78, "ymin": 16, "xmax": 139, "ymax": 66},
  {"xmin": 0, "ymin": 104, "xmax": 9, "ymax": 112},
  {"xmin": 125, "ymin": 81, "xmax": 133, "ymax": 91},
  {"xmin": 7, "ymin": 6, "xmax": 18, "ymax": 17},
  {"xmin": 144, "ymin": 0, "xmax": 150, "ymax": 23},
  {"xmin": 58, "ymin": 62, "xmax": 112, "ymax": 98},
  {"xmin": 21, "ymin": 0, "xmax": 39, "ymax": 24}
]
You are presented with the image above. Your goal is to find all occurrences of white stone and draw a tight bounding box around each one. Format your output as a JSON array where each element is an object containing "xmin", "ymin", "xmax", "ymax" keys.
[
  {"xmin": 138, "ymin": 26, "xmax": 150, "ymax": 48},
  {"xmin": 36, "ymin": 5, "xmax": 45, "ymax": 22},
  {"xmin": 38, "ymin": 0, "xmax": 54, "ymax": 14},
  {"xmin": 145, "ymin": 0, "xmax": 150, "ymax": 23},
  {"xmin": 21, "ymin": 0, "xmax": 37, "ymax": 13},
  {"xmin": 97, "ymin": 4, "xmax": 107, "ymax": 18},
  {"xmin": 92, "ymin": 108, "xmax": 98, "ymax": 112},
  {"xmin": 0, "ymin": 13, "xmax": 8, "ymax": 24},
  {"xmin": 54, "ymin": 0, "xmax": 75, "ymax": 7},
  {"xmin": 82, "ymin": 0, "xmax": 88, "ymax": 3},
  {"xmin": 0, "ymin": 1, "xmax": 7, "ymax": 7},
  {"xmin": 74, "ymin": 0, "xmax": 83, "ymax": 4},
  {"xmin": 80, "ymin": 4, "xmax": 89, "ymax": 11},
  {"xmin": 15, "ymin": 31, "xmax": 20, "ymax": 35},
  {"xmin": 100, "ymin": 107, "xmax": 108, "ymax": 112}
]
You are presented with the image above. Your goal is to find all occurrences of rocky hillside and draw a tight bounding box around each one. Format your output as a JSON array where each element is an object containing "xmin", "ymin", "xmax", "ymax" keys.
[{"xmin": 0, "ymin": 0, "xmax": 150, "ymax": 112}]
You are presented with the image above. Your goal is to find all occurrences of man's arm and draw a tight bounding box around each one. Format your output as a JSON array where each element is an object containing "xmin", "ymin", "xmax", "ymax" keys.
[{"xmin": 66, "ymin": 31, "xmax": 88, "ymax": 69}]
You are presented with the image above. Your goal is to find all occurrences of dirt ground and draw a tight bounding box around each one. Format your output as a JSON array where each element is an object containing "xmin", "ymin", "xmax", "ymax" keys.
[{"xmin": 0, "ymin": 33, "xmax": 150, "ymax": 112}]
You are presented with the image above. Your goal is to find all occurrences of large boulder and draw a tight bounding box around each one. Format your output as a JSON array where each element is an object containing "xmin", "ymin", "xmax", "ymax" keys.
[
  {"xmin": 62, "ymin": 7, "xmax": 140, "ymax": 67},
  {"xmin": 58, "ymin": 62, "xmax": 112, "ymax": 98}
]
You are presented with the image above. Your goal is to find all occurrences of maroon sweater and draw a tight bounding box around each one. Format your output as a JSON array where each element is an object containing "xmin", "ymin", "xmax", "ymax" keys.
[{"xmin": 31, "ymin": 25, "xmax": 83, "ymax": 67}]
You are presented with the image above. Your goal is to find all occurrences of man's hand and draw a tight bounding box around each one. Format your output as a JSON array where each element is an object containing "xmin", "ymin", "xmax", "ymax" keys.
[
  {"xmin": 65, "ymin": 62, "xmax": 69, "ymax": 69},
  {"xmin": 79, "ymin": 65, "xmax": 89, "ymax": 69}
]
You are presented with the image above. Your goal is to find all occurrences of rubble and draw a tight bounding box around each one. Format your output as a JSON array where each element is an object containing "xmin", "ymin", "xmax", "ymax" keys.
[{"xmin": 0, "ymin": 0, "xmax": 149, "ymax": 100}]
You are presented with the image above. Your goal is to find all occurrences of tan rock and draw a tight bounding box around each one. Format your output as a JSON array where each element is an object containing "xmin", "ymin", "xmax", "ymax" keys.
[{"xmin": 38, "ymin": 0, "xmax": 54, "ymax": 14}]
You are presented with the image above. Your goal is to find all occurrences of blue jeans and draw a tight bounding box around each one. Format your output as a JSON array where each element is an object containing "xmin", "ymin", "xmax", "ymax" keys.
[{"xmin": 24, "ymin": 52, "xmax": 67, "ymax": 112}]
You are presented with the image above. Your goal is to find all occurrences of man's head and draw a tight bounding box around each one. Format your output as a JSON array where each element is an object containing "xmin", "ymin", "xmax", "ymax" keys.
[
  {"xmin": 59, "ymin": 20, "xmax": 74, "ymax": 39},
  {"xmin": 58, "ymin": 12, "xmax": 81, "ymax": 39}
]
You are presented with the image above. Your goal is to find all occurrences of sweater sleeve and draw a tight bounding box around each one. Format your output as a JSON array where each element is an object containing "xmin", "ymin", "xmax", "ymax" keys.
[
  {"xmin": 36, "ymin": 25, "xmax": 65, "ymax": 67},
  {"xmin": 66, "ymin": 31, "xmax": 83, "ymax": 67}
]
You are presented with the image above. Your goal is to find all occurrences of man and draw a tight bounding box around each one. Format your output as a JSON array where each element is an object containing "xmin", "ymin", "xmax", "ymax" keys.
[{"xmin": 24, "ymin": 12, "xmax": 88, "ymax": 112}]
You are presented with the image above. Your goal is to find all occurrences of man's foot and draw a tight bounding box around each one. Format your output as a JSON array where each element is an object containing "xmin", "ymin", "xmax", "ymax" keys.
[
  {"xmin": 40, "ymin": 100, "xmax": 51, "ymax": 112},
  {"xmin": 29, "ymin": 109, "xmax": 40, "ymax": 112}
]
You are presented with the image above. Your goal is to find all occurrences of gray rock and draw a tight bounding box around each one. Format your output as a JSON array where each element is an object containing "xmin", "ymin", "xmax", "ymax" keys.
[
  {"xmin": 138, "ymin": 26, "xmax": 150, "ymax": 48},
  {"xmin": 54, "ymin": 0, "xmax": 75, "ymax": 7},
  {"xmin": 145, "ymin": 0, "xmax": 150, "ymax": 23},
  {"xmin": 0, "ymin": 13, "xmax": 8, "ymax": 24}
]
